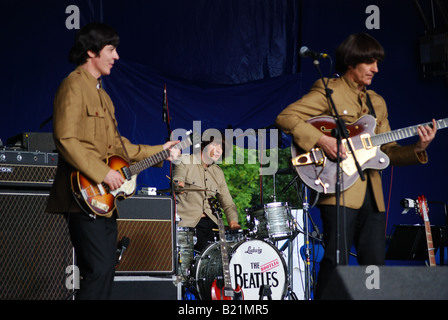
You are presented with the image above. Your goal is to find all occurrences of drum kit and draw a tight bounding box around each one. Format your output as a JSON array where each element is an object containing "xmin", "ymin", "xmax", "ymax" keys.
[{"xmin": 175, "ymin": 200, "xmax": 300, "ymax": 300}]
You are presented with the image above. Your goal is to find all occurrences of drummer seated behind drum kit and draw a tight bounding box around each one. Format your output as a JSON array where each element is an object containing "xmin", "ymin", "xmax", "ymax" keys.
[{"xmin": 176, "ymin": 199, "xmax": 299, "ymax": 301}]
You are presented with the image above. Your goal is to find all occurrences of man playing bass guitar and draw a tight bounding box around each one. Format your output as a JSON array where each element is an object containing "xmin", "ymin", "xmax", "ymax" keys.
[{"xmin": 46, "ymin": 23, "xmax": 180, "ymax": 300}]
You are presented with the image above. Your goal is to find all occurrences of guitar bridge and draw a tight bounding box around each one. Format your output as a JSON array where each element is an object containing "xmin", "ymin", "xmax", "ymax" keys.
[
  {"xmin": 91, "ymin": 198, "xmax": 110, "ymax": 212},
  {"xmin": 224, "ymin": 290, "xmax": 235, "ymax": 297}
]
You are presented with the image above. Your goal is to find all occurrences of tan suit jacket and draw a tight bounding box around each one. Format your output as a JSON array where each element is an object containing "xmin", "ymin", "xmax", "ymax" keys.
[
  {"xmin": 46, "ymin": 67, "xmax": 163, "ymax": 214},
  {"xmin": 276, "ymin": 76, "xmax": 427, "ymax": 211}
]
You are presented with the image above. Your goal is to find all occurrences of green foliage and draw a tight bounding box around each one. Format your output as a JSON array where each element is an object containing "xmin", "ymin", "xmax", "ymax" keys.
[{"xmin": 220, "ymin": 145, "xmax": 301, "ymax": 228}]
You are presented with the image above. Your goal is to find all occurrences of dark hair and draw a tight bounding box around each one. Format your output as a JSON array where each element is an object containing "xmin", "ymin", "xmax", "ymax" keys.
[
  {"xmin": 69, "ymin": 22, "xmax": 120, "ymax": 66},
  {"xmin": 201, "ymin": 132, "xmax": 231, "ymax": 159},
  {"xmin": 335, "ymin": 33, "xmax": 385, "ymax": 74}
]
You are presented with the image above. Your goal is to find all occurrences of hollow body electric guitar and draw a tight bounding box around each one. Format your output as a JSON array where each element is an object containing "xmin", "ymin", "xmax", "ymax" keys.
[
  {"xmin": 71, "ymin": 131, "xmax": 194, "ymax": 217},
  {"xmin": 209, "ymin": 198, "xmax": 243, "ymax": 300},
  {"xmin": 416, "ymin": 195, "xmax": 436, "ymax": 267},
  {"xmin": 291, "ymin": 115, "xmax": 448, "ymax": 194}
]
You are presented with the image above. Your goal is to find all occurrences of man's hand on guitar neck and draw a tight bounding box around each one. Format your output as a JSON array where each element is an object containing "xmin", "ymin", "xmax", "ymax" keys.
[
  {"xmin": 415, "ymin": 119, "xmax": 437, "ymax": 153},
  {"xmin": 163, "ymin": 140, "xmax": 181, "ymax": 161}
]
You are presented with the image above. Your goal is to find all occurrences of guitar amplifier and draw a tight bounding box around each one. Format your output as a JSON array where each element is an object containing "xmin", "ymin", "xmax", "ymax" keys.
[
  {"xmin": 115, "ymin": 195, "xmax": 175, "ymax": 275},
  {"xmin": 6, "ymin": 132, "xmax": 56, "ymax": 152},
  {"xmin": 0, "ymin": 150, "xmax": 58, "ymax": 188}
]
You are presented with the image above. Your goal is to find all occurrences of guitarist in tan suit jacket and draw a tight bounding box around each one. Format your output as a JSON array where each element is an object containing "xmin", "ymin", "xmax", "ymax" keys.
[
  {"xmin": 276, "ymin": 33, "xmax": 437, "ymax": 299},
  {"xmin": 46, "ymin": 23, "xmax": 179, "ymax": 300}
]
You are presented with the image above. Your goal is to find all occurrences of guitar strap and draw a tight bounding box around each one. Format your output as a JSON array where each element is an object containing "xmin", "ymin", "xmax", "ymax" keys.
[
  {"xmin": 98, "ymin": 81, "xmax": 131, "ymax": 165},
  {"xmin": 365, "ymin": 92, "xmax": 377, "ymax": 118},
  {"xmin": 113, "ymin": 123, "xmax": 132, "ymax": 165}
]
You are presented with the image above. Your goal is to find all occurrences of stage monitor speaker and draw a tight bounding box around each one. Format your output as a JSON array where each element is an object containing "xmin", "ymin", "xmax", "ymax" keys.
[
  {"xmin": 111, "ymin": 276, "xmax": 178, "ymax": 300},
  {"xmin": 321, "ymin": 266, "xmax": 448, "ymax": 300},
  {"xmin": 0, "ymin": 190, "xmax": 74, "ymax": 300},
  {"xmin": 115, "ymin": 195, "xmax": 174, "ymax": 275}
]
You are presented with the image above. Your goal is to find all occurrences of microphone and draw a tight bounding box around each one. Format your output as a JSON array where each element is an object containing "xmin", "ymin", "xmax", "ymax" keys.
[
  {"xmin": 162, "ymin": 84, "xmax": 167, "ymax": 123},
  {"xmin": 116, "ymin": 236, "xmax": 130, "ymax": 265},
  {"xmin": 300, "ymin": 46, "xmax": 329, "ymax": 59}
]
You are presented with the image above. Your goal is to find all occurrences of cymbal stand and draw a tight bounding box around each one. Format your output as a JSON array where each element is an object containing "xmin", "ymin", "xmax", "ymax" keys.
[{"xmin": 302, "ymin": 184, "xmax": 312, "ymax": 300}]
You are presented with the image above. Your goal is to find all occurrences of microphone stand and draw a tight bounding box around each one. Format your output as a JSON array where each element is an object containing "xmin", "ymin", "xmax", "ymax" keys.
[
  {"xmin": 311, "ymin": 58, "xmax": 365, "ymax": 265},
  {"xmin": 162, "ymin": 83, "xmax": 175, "ymax": 196}
]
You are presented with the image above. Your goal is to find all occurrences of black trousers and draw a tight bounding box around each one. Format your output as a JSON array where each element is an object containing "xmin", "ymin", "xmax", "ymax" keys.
[
  {"xmin": 194, "ymin": 216, "xmax": 218, "ymax": 253},
  {"xmin": 66, "ymin": 211, "xmax": 118, "ymax": 300},
  {"xmin": 315, "ymin": 183, "xmax": 386, "ymax": 299}
]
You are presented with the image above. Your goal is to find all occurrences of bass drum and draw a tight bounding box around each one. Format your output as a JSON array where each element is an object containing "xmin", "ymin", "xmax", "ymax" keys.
[{"xmin": 193, "ymin": 239, "xmax": 288, "ymax": 300}]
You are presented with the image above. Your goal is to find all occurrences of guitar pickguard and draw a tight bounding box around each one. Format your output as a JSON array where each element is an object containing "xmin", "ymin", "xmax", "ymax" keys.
[
  {"xmin": 110, "ymin": 174, "xmax": 137, "ymax": 198},
  {"xmin": 341, "ymin": 145, "xmax": 378, "ymax": 176}
]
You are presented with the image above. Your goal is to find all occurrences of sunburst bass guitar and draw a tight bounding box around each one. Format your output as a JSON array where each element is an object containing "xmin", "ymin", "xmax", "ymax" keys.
[
  {"xmin": 291, "ymin": 115, "xmax": 448, "ymax": 194},
  {"xmin": 71, "ymin": 131, "xmax": 195, "ymax": 217}
]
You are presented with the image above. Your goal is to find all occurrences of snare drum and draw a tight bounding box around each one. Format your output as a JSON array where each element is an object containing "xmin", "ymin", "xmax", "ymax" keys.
[
  {"xmin": 246, "ymin": 202, "xmax": 297, "ymax": 241},
  {"xmin": 176, "ymin": 227, "xmax": 196, "ymax": 283},
  {"xmin": 193, "ymin": 239, "xmax": 288, "ymax": 300}
]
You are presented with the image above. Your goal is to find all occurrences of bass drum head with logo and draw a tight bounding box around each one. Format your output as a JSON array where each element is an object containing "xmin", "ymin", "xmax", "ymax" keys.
[{"xmin": 229, "ymin": 239, "xmax": 288, "ymax": 300}]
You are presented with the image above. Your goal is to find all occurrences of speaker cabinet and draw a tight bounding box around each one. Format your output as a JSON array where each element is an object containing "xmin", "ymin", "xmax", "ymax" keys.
[
  {"xmin": 0, "ymin": 190, "xmax": 74, "ymax": 300},
  {"xmin": 115, "ymin": 195, "xmax": 174, "ymax": 275},
  {"xmin": 111, "ymin": 276, "xmax": 178, "ymax": 300},
  {"xmin": 321, "ymin": 266, "xmax": 448, "ymax": 300}
]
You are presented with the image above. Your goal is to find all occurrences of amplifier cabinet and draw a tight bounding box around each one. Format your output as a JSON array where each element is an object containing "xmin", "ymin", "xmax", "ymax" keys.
[
  {"xmin": 6, "ymin": 132, "xmax": 55, "ymax": 152},
  {"xmin": 0, "ymin": 151, "xmax": 58, "ymax": 189},
  {"xmin": 0, "ymin": 163, "xmax": 57, "ymax": 188},
  {"xmin": 0, "ymin": 190, "xmax": 74, "ymax": 300},
  {"xmin": 115, "ymin": 195, "xmax": 174, "ymax": 275}
]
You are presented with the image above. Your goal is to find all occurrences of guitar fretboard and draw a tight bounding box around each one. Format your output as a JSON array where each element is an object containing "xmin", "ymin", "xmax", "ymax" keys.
[
  {"xmin": 218, "ymin": 216, "xmax": 233, "ymax": 290},
  {"xmin": 371, "ymin": 118, "xmax": 448, "ymax": 146},
  {"xmin": 128, "ymin": 136, "xmax": 191, "ymax": 176}
]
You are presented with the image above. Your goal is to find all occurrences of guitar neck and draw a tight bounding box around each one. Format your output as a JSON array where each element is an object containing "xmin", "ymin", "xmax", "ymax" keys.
[
  {"xmin": 129, "ymin": 148, "xmax": 170, "ymax": 176},
  {"xmin": 417, "ymin": 196, "xmax": 436, "ymax": 267},
  {"xmin": 371, "ymin": 118, "xmax": 448, "ymax": 146},
  {"xmin": 424, "ymin": 220, "xmax": 437, "ymax": 267},
  {"xmin": 217, "ymin": 218, "xmax": 233, "ymax": 290},
  {"xmin": 128, "ymin": 138, "xmax": 190, "ymax": 176}
]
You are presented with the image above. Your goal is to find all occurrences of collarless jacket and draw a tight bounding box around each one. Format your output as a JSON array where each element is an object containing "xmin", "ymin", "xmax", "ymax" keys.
[
  {"xmin": 46, "ymin": 67, "xmax": 163, "ymax": 214},
  {"xmin": 173, "ymin": 154, "xmax": 238, "ymax": 227}
]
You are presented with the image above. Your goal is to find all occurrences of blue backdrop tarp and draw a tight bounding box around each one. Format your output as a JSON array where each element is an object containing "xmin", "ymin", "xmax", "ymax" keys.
[{"xmin": 1, "ymin": 0, "xmax": 448, "ymax": 235}]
